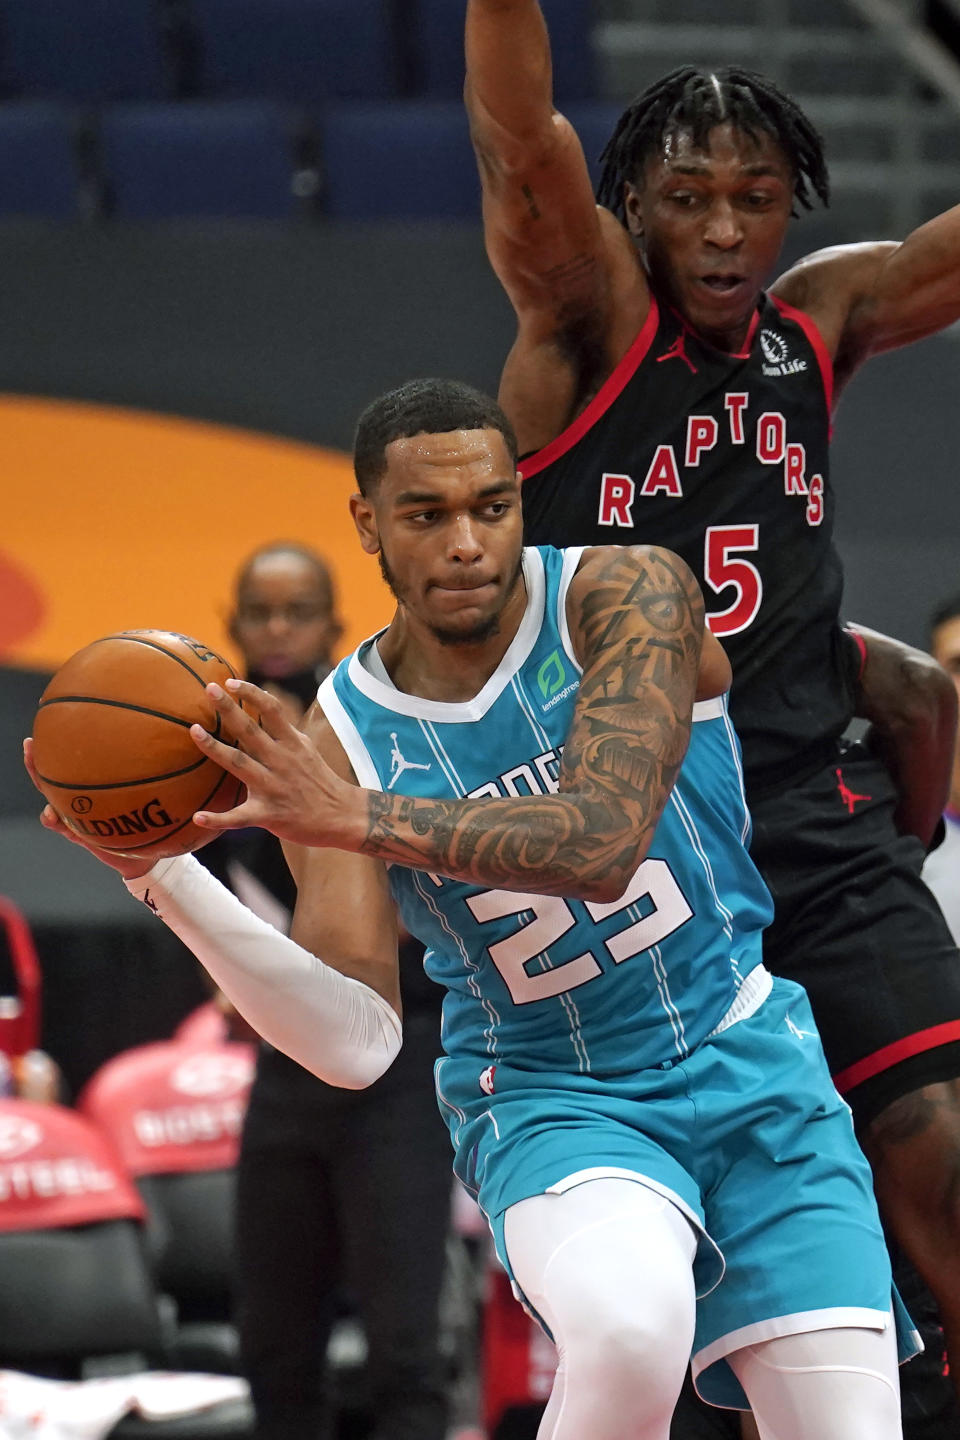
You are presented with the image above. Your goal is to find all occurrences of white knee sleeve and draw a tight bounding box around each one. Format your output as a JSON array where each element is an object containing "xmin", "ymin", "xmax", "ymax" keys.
[
  {"xmin": 730, "ymin": 1319, "xmax": 903, "ymax": 1440},
  {"xmin": 502, "ymin": 1177, "xmax": 699, "ymax": 1440}
]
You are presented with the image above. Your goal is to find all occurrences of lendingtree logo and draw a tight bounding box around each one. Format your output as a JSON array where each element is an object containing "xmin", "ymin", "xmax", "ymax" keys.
[{"xmin": 537, "ymin": 650, "xmax": 566, "ymax": 700}]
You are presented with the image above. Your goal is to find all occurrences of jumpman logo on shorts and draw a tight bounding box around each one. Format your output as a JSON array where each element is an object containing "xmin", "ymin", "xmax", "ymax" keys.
[
  {"xmin": 656, "ymin": 333, "xmax": 698, "ymax": 374},
  {"xmin": 388, "ymin": 733, "xmax": 432, "ymax": 790},
  {"xmin": 835, "ymin": 767, "xmax": 872, "ymax": 815},
  {"xmin": 786, "ymin": 1012, "xmax": 816, "ymax": 1041}
]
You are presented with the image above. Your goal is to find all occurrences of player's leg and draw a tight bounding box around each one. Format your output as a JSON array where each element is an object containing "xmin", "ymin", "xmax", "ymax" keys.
[
  {"xmin": 886, "ymin": 1239, "xmax": 958, "ymax": 1439},
  {"xmin": 335, "ymin": 1011, "xmax": 452, "ymax": 1440},
  {"xmin": 860, "ymin": 1079, "xmax": 960, "ymax": 1414},
  {"xmin": 670, "ymin": 1369, "xmax": 743, "ymax": 1438},
  {"xmin": 689, "ymin": 975, "xmax": 919, "ymax": 1426},
  {"xmin": 749, "ymin": 745, "xmax": 960, "ymax": 1414},
  {"xmin": 502, "ymin": 1177, "xmax": 698, "ymax": 1440},
  {"xmin": 234, "ymin": 1058, "xmax": 341, "ymax": 1440},
  {"xmin": 728, "ymin": 1321, "xmax": 902, "ymax": 1440}
]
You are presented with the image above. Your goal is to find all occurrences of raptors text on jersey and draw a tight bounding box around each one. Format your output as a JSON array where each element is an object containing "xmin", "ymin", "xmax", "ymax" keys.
[{"xmin": 520, "ymin": 293, "xmax": 854, "ymax": 798}]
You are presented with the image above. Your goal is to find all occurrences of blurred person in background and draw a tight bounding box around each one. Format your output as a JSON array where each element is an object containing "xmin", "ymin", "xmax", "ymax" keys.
[
  {"xmin": 924, "ymin": 593, "xmax": 960, "ymax": 944},
  {"xmin": 208, "ymin": 542, "xmax": 452, "ymax": 1440}
]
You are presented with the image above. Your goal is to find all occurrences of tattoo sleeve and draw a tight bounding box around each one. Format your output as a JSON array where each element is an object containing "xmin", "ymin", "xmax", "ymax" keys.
[{"xmin": 356, "ymin": 548, "xmax": 704, "ymax": 901}]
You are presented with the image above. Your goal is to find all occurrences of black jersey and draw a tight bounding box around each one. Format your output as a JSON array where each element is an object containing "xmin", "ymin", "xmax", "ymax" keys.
[{"xmin": 520, "ymin": 290, "xmax": 855, "ymax": 799}]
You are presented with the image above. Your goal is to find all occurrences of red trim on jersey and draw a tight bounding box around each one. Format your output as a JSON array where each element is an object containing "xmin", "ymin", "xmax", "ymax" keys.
[
  {"xmin": 669, "ymin": 303, "xmax": 760, "ymax": 361},
  {"xmin": 518, "ymin": 296, "xmax": 661, "ymax": 480},
  {"xmin": 733, "ymin": 306, "xmax": 761, "ymax": 359},
  {"xmin": 844, "ymin": 625, "xmax": 868, "ymax": 681},
  {"xmin": 770, "ymin": 293, "xmax": 835, "ymax": 417},
  {"xmin": 832, "ymin": 1020, "xmax": 960, "ymax": 1094}
]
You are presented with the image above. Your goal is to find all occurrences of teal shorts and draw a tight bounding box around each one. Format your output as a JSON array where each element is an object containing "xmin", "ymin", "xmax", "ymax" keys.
[{"xmin": 435, "ymin": 975, "xmax": 920, "ymax": 1408}]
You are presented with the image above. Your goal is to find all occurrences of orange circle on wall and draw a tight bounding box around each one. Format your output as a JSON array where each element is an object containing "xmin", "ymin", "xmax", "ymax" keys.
[{"xmin": 3, "ymin": 395, "xmax": 394, "ymax": 672}]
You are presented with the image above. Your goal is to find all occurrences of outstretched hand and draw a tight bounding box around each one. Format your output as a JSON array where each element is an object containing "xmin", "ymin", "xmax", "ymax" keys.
[{"xmin": 190, "ymin": 680, "xmax": 355, "ymax": 848}]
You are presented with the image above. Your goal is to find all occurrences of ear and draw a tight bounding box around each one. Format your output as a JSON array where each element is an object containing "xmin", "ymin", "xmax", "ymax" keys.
[
  {"xmin": 623, "ymin": 182, "xmax": 644, "ymax": 240},
  {"xmin": 350, "ymin": 492, "xmax": 380, "ymax": 555}
]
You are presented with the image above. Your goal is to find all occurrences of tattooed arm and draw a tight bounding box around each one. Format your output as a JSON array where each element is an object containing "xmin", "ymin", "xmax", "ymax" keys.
[{"xmin": 191, "ymin": 547, "xmax": 706, "ymax": 906}]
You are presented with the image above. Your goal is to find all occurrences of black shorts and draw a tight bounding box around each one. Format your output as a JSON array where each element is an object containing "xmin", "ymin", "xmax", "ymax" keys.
[{"xmin": 749, "ymin": 741, "xmax": 960, "ymax": 1130}]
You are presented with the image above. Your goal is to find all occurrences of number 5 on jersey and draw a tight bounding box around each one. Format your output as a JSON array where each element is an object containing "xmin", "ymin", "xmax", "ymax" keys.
[{"xmin": 704, "ymin": 524, "xmax": 762, "ymax": 637}]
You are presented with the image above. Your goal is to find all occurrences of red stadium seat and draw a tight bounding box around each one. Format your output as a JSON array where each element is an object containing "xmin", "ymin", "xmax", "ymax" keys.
[{"xmin": 0, "ymin": 1097, "xmax": 253, "ymax": 1434}]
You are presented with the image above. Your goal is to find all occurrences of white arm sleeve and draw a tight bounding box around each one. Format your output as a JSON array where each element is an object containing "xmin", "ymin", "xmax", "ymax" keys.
[{"xmin": 125, "ymin": 855, "xmax": 402, "ymax": 1089}]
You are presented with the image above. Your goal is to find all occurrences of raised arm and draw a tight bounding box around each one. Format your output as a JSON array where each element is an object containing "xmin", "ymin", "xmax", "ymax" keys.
[
  {"xmin": 190, "ymin": 546, "xmax": 705, "ymax": 905},
  {"xmin": 774, "ymin": 201, "xmax": 960, "ymax": 386},
  {"xmin": 466, "ymin": 0, "xmax": 608, "ymax": 320}
]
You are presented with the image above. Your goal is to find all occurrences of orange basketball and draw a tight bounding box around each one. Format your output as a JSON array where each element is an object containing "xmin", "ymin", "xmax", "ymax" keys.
[{"xmin": 31, "ymin": 630, "xmax": 245, "ymax": 860}]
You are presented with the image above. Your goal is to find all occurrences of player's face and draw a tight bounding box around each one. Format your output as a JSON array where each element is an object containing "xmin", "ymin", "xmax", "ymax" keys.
[
  {"xmin": 230, "ymin": 554, "xmax": 340, "ymax": 679},
  {"xmin": 352, "ymin": 428, "xmax": 525, "ymax": 647},
  {"xmin": 623, "ymin": 122, "xmax": 795, "ymax": 347},
  {"xmin": 932, "ymin": 615, "xmax": 960, "ymax": 709}
]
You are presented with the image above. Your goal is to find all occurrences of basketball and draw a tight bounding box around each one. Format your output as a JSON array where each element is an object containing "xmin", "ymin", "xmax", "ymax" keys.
[{"xmin": 31, "ymin": 630, "xmax": 245, "ymax": 860}]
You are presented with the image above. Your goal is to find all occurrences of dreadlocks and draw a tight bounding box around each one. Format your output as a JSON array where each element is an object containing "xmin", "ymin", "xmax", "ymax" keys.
[{"xmin": 596, "ymin": 66, "xmax": 829, "ymax": 223}]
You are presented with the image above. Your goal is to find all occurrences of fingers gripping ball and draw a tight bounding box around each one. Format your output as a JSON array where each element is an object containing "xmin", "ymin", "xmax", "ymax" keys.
[{"xmin": 31, "ymin": 630, "xmax": 247, "ymax": 859}]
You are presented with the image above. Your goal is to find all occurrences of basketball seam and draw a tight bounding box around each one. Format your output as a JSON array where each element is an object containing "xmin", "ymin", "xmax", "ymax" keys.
[
  {"xmin": 86, "ymin": 767, "xmax": 241, "ymax": 853},
  {"xmin": 35, "ymin": 752, "xmax": 211, "ymax": 792},
  {"xmin": 36, "ymin": 694, "xmax": 225, "ymax": 738},
  {"xmin": 92, "ymin": 634, "xmax": 236, "ymax": 688}
]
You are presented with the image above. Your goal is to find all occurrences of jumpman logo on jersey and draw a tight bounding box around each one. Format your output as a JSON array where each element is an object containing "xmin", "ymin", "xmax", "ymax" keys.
[
  {"xmin": 388, "ymin": 733, "xmax": 432, "ymax": 789},
  {"xmin": 656, "ymin": 333, "xmax": 698, "ymax": 374},
  {"xmin": 835, "ymin": 767, "xmax": 872, "ymax": 815}
]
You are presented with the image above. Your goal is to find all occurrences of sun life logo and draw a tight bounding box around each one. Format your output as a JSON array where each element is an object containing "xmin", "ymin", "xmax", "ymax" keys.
[
  {"xmin": 760, "ymin": 329, "xmax": 788, "ymax": 365},
  {"xmin": 760, "ymin": 328, "xmax": 807, "ymax": 378}
]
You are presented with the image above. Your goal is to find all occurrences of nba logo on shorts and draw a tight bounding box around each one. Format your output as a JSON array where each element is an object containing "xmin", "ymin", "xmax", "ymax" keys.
[{"xmin": 479, "ymin": 1065, "xmax": 496, "ymax": 1096}]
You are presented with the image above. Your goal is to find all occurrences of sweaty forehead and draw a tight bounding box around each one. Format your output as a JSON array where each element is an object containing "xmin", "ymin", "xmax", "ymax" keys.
[
  {"xmin": 651, "ymin": 121, "xmax": 791, "ymax": 175},
  {"xmin": 384, "ymin": 428, "xmax": 514, "ymax": 482}
]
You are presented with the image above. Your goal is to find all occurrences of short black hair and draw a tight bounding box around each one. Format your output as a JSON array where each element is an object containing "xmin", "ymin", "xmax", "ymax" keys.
[
  {"xmin": 930, "ymin": 590, "xmax": 960, "ymax": 638},
  {"xmin": 596, "ymin": 65, "xmax": 830, "ymax": 223},
  {"xmin": 234, "ymin": 542, "xmax": 335, "ymax": 608},
  {"xmin": 353, "ymin": 378, "xmax": 519, "ymax": 496}
]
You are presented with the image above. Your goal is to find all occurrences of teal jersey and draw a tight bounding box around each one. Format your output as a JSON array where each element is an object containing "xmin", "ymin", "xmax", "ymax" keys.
[{"xmin": 320, "ymin": 546, "xmax": 773, "ymax": 1076}]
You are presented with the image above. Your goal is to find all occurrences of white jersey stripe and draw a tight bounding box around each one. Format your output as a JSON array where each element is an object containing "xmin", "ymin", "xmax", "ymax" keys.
[
  {"xmin": 671, "ymin": 786, "xmax": 736, "ymax": 940},
  {"xmin": 511, "ymin": 674, "xmax": 551, "ymax": 752},
  {"xmin": 719, "ymin": 696, "xmax": 752, "ymax": 844},
  {"xmin": 419, "ymin": 719, "xmax": 465, "ymax": 795}
]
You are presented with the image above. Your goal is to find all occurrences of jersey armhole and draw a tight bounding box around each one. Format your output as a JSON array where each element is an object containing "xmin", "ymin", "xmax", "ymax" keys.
[
  {"xmin": 316, "ymin": 674, "xmax": 384, "ymax": 792},
  {"xmin": 557, "ymin": 547, "xmax": 586, "ymax": 673},
  {"xmin": 518, "ymin": 296, "xmax": 661, "ymax": 481},
  {"xmin": 769, "ymin": 292, "xmax": 835, "ymax": 418}
]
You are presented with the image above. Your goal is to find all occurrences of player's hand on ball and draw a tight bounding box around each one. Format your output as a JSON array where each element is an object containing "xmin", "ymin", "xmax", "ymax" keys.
[
  {"xmin": 190, "ymin": 680, "xmax": 351, "ymax": 847},
  {"xmin": 23, "ymin": 738, "xmax": 156, "ymax": 879}
]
